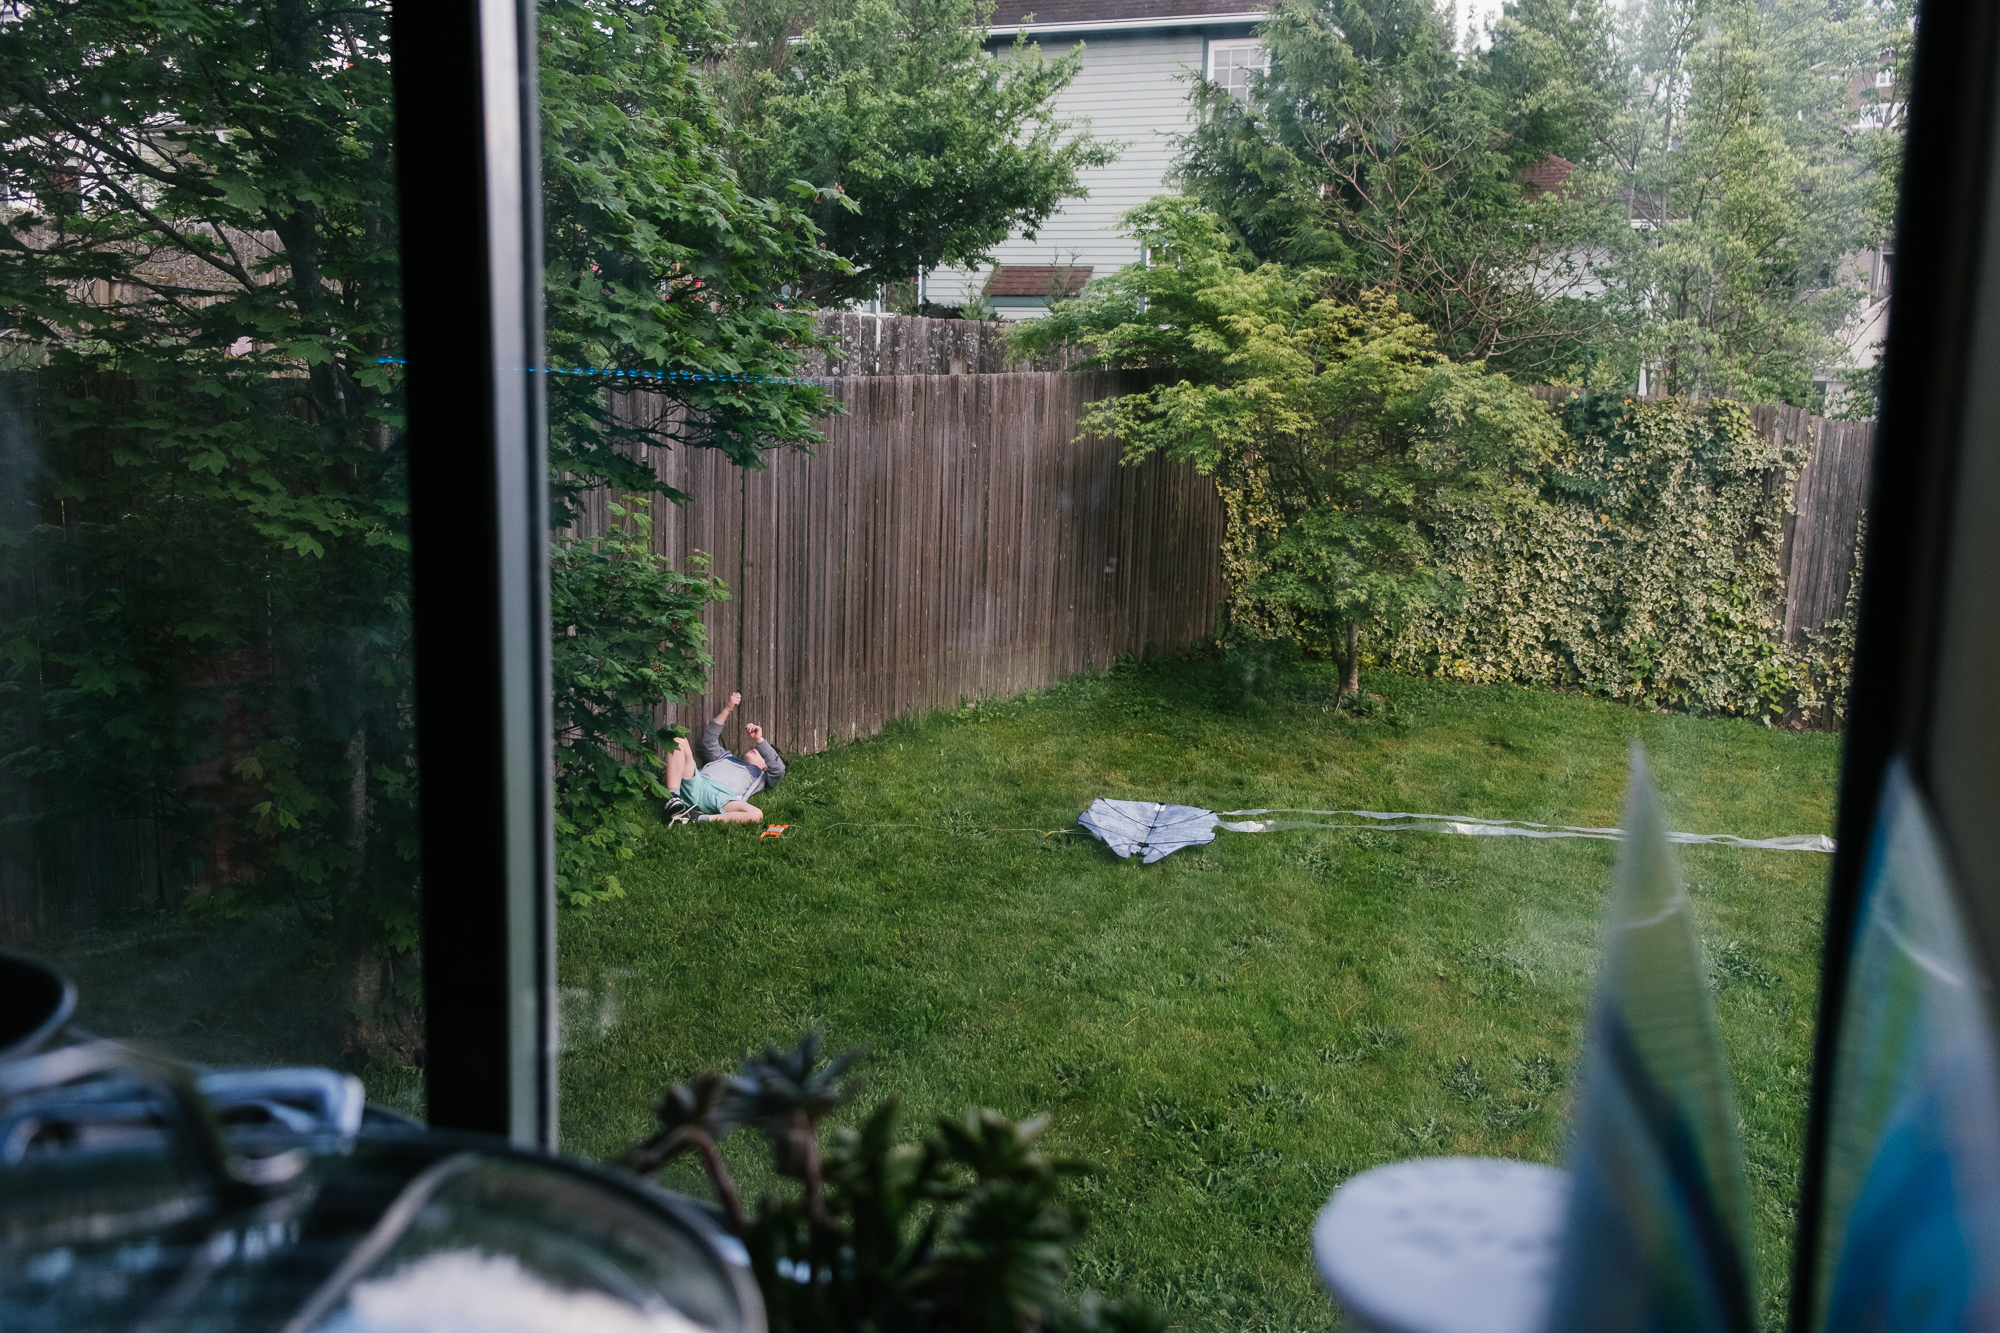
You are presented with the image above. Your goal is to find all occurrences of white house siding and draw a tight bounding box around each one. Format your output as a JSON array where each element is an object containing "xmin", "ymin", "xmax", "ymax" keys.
[{"xmin": 928, "ymin": 29, "xmax": 1220, "ymax": 314}]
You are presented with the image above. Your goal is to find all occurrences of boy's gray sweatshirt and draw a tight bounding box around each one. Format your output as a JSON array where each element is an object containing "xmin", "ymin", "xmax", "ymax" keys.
[{"xmin": 694, "ymin": 720, "xmax": 785, "ymax": 801}]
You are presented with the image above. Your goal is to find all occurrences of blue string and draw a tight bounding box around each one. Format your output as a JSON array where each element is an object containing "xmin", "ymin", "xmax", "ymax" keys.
[{"xmin": 372, "ymin": 356, "xmax": 823, "ymax": 387}]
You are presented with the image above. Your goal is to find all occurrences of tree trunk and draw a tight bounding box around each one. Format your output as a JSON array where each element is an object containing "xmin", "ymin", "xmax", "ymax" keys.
[
  {"xmin": 1341, "ymin": 622, "xmax": 1362, "ymax": 696},
  {"xmin": 334, "ymin": 722, "xmax": 383, "ymax": 1055},
  {"xmin": 337, "ymin": 925, "xmax": 386, "ymax": 1055}
]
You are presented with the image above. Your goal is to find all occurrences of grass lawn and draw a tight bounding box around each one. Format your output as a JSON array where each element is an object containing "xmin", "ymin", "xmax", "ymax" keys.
[{"xmin": 556, "ymin": 654, "xmax": 1840, "ymax": 1332}]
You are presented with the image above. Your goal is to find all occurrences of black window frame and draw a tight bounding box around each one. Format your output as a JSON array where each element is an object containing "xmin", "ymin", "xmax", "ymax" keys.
[
  {"xmin": 393, "ymin": 0, "xmax": 557, "ymax": 1150},
  {"xmin": 1793, "ymin": 2, "xmax": 2000, "ymax": 1322}
]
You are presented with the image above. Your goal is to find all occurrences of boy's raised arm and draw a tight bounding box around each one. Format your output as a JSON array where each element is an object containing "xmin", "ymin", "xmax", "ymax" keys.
[{"xmin": 745, "ymin": 722, "xmax": 785, "ymax": 780}]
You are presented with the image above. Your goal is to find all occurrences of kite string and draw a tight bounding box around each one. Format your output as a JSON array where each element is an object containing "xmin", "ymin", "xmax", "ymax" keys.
[
  {"xmin": 1221, "ymin": 806, "xmax": 1619, "ymax": 831},
  {"xmin": 702, "ymin": 808, "xmax": 1830, "ymax": 854},
  {"xmin": 750, "ymin": 821, "xmax": 1084, "ymax": 840},
  {"xmin": 1212, "ymin": 808, "xmax": 1833, "ymax": 853}
]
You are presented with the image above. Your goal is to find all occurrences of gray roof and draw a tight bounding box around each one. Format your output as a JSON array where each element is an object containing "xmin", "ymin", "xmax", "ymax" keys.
[{"xmin": 991, "ymin": 0, "xmax": 1267, "ymax": 32}]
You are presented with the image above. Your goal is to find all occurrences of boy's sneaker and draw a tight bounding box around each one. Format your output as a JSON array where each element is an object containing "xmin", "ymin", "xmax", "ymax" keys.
[{"xmin": 662, "ymin": 795, "xmax": 697, "ymax": 826}]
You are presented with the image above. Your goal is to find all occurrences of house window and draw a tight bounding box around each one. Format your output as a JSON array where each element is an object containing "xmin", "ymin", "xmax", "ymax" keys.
[
  {"xmin": 1876, "ymin": 67, "xmax": 1894, "ymax": 88},
  {"xmin": 1208, "ymin": 39, "xmax": 1268, "ymax": 100}
]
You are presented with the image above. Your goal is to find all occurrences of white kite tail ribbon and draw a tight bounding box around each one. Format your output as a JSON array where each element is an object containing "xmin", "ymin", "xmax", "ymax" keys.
[{"xmin": 1216, "ymin": 809, "xmax": 1834, "ymax": 854}]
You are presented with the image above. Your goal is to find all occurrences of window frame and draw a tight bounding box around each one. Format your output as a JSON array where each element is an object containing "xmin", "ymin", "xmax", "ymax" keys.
[
  {"xmin": 392, "ymin": 0, "xmax": 557, "ymax": 1150},
  {"xmin": 1205, "ymin": 38, "xmax": 1268, "ymax": 99},
  {"xmin": 1792, "ymin": 3, "xmax": 2000, "ymax": 1322}
]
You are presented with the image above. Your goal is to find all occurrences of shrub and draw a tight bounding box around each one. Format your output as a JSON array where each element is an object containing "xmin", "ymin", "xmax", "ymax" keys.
[
  {"xmin": 1389, "ymin": 395, "xmax": 1854, "ymax": 725},
  {"xmin": 618, "ymin": 1032, "xmax": 1163, "ymax": 1333}
]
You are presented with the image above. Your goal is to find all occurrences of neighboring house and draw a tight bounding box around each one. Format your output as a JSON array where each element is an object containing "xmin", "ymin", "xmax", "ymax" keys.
[
  {"xmin": 925, "ymin": 0, "xmax": 1269, "ymax": 319},
  {"xmin": 1849, "ymin": 47, "xmax": 1904, "ymax": 132},
  {"xmin": 1818, "ymin": 246, "xmax": 1891, "ymax": 415},
  {"xmin": 1819, "ymin": 51, "xmax": 1900, "ymax": 412}
]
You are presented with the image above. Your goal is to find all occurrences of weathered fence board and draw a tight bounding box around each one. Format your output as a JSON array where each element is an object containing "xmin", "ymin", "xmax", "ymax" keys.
[
  {"xmin": 587, "ymin": 371, "xmax": 1228, "ymax": 756},
  {"xmin": 797, "ymin": 311, "xmax": 1079, "ymax": 376},
  {"xmin": 1779, "ymin": 415, "xmax": 1874, "ymax": 642},
  {"xmin": 0, "ymin": 816, "xmax": 178, "ymax": 943}
]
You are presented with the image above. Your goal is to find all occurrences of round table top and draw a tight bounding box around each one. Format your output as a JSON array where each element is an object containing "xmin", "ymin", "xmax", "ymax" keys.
[{"xmin": 1312, "ymin": 1156, "xmax": 1570, "ymax": 1333}]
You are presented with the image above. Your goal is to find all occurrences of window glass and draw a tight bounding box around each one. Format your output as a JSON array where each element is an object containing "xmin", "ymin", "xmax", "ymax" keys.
[
  {"xmin": 1207, "ymin": 39, "xmax": 1269, "ymax": 99},
  {"xmin": 0, "ymin": 2, "xmax": 420, "ymax": 1118},
  {"xmin": 540, "ymin": 0, "xmax": 1894, "ymax": 1328}
]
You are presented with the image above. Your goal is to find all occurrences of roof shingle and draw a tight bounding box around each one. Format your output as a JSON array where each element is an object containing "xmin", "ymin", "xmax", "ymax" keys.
[
  {"xmin": 985, "ymin": 264, "xmax": 1094, "ymax": 297},
  {"xmin": 990, "ymin": 0, "xmax": 1265, "ymax": 27}
]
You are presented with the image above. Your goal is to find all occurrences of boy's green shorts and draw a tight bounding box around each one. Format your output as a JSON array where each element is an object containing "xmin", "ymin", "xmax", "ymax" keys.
[{"xmin": 679, "ymin": 773, "xmax": 735, "ymax": 814}]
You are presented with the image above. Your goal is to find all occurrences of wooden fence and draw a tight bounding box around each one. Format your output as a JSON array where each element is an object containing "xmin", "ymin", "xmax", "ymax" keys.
[
  {"xmin": 795, "ymin": 311, "xmax": 1079, "ymax": 376},
  {"xmin": 1754, "ymin": 406, "xmax": 1875, "ymax": 644},
  {"xmin": 577, "ymin": 356, "xmax": 1875, "ymax": 757},
  {"xmin": 572, "ymin": 371, "xmax": 1228, "ymax": 754},
  {"xmin": 0, "ymin": 817, "xmax": 181, "ymax": 945}
]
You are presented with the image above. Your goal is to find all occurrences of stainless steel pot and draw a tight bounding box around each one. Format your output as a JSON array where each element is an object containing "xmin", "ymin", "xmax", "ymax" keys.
[{"xmin": 0, "ymin": 955, "xmax": 762, "ymax": 1333}]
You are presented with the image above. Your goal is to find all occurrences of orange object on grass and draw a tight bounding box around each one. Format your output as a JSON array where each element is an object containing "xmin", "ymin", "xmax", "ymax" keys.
[{"xmin": 760, "ymin": 824, "xmax": 788, "ymax": 839}]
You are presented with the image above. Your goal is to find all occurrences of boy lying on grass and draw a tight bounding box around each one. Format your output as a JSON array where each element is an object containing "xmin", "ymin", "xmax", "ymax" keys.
[{"xmin": 663, "ymin": 691, "xmax": 786, "ymax": 825}]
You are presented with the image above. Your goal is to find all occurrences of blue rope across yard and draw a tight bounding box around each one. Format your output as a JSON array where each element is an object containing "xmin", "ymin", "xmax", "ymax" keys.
[{"xmin": 372, "ymin": 356, "xmax": 824, "ymax": 387}]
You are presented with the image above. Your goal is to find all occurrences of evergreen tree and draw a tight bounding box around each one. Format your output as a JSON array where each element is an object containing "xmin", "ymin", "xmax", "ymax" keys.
[
  {"xmin": 1168, "ymin": 0, "xmax": 1907, "ymax": 401},
  {"xmin": 1175, "ymin": 0, "xmax": 1614, "ymax": 373},
  {"xmin": 1475, "ymin": 0, "xmax": 1622, "ymax": 166},
  {"xmin": 1586, "ymin": 0, "xmax": 1908, "ymax": 403}
]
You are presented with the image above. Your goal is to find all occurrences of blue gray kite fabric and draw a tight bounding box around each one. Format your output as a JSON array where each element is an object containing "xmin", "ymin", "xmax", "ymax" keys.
[{"xmin": 1077, "ymin": 799, "xmax": 1220, "ymax": 863}]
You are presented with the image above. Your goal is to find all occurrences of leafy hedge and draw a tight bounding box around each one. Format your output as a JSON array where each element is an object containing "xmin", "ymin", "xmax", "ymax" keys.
[
  {"xmin": 552, "ymin": 498, "xmax": 727, "ymax": 907},
  {"xmin": 1381, "ymin": 395, "xmax": 1856, "ymax": 726}
]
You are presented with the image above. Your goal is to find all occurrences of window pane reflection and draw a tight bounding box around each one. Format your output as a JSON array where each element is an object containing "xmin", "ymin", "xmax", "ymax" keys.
[{"xmin": 0, "ymin": 1, "xmax": 419, "ymax": 1116}]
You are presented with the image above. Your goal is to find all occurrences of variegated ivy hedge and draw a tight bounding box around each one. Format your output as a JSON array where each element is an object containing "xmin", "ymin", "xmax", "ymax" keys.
[{"xmin": 1376, "ymin": 397, "xmax": 1856, "ymax": 726}]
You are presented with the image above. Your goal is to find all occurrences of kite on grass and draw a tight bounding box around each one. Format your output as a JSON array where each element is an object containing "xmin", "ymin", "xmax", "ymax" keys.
[
  {"xmin": 1074, "ymin": 800, "xmax": 1232, "ymax": 864},
  {"xmin": 1073, "ymin": 798, "xmax": 1834, "ymax": 863}
]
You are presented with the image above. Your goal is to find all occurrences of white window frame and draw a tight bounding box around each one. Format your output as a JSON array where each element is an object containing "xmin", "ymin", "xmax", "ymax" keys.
[{"xmin": 1206, "ymin": 38, "xmax": 1268, "ymax": 100}]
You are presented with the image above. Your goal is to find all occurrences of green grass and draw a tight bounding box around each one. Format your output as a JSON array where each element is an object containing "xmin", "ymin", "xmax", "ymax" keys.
[{"xmin": 556, "ymin": 654, "xmax": 1838, "ymax": 1332}]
